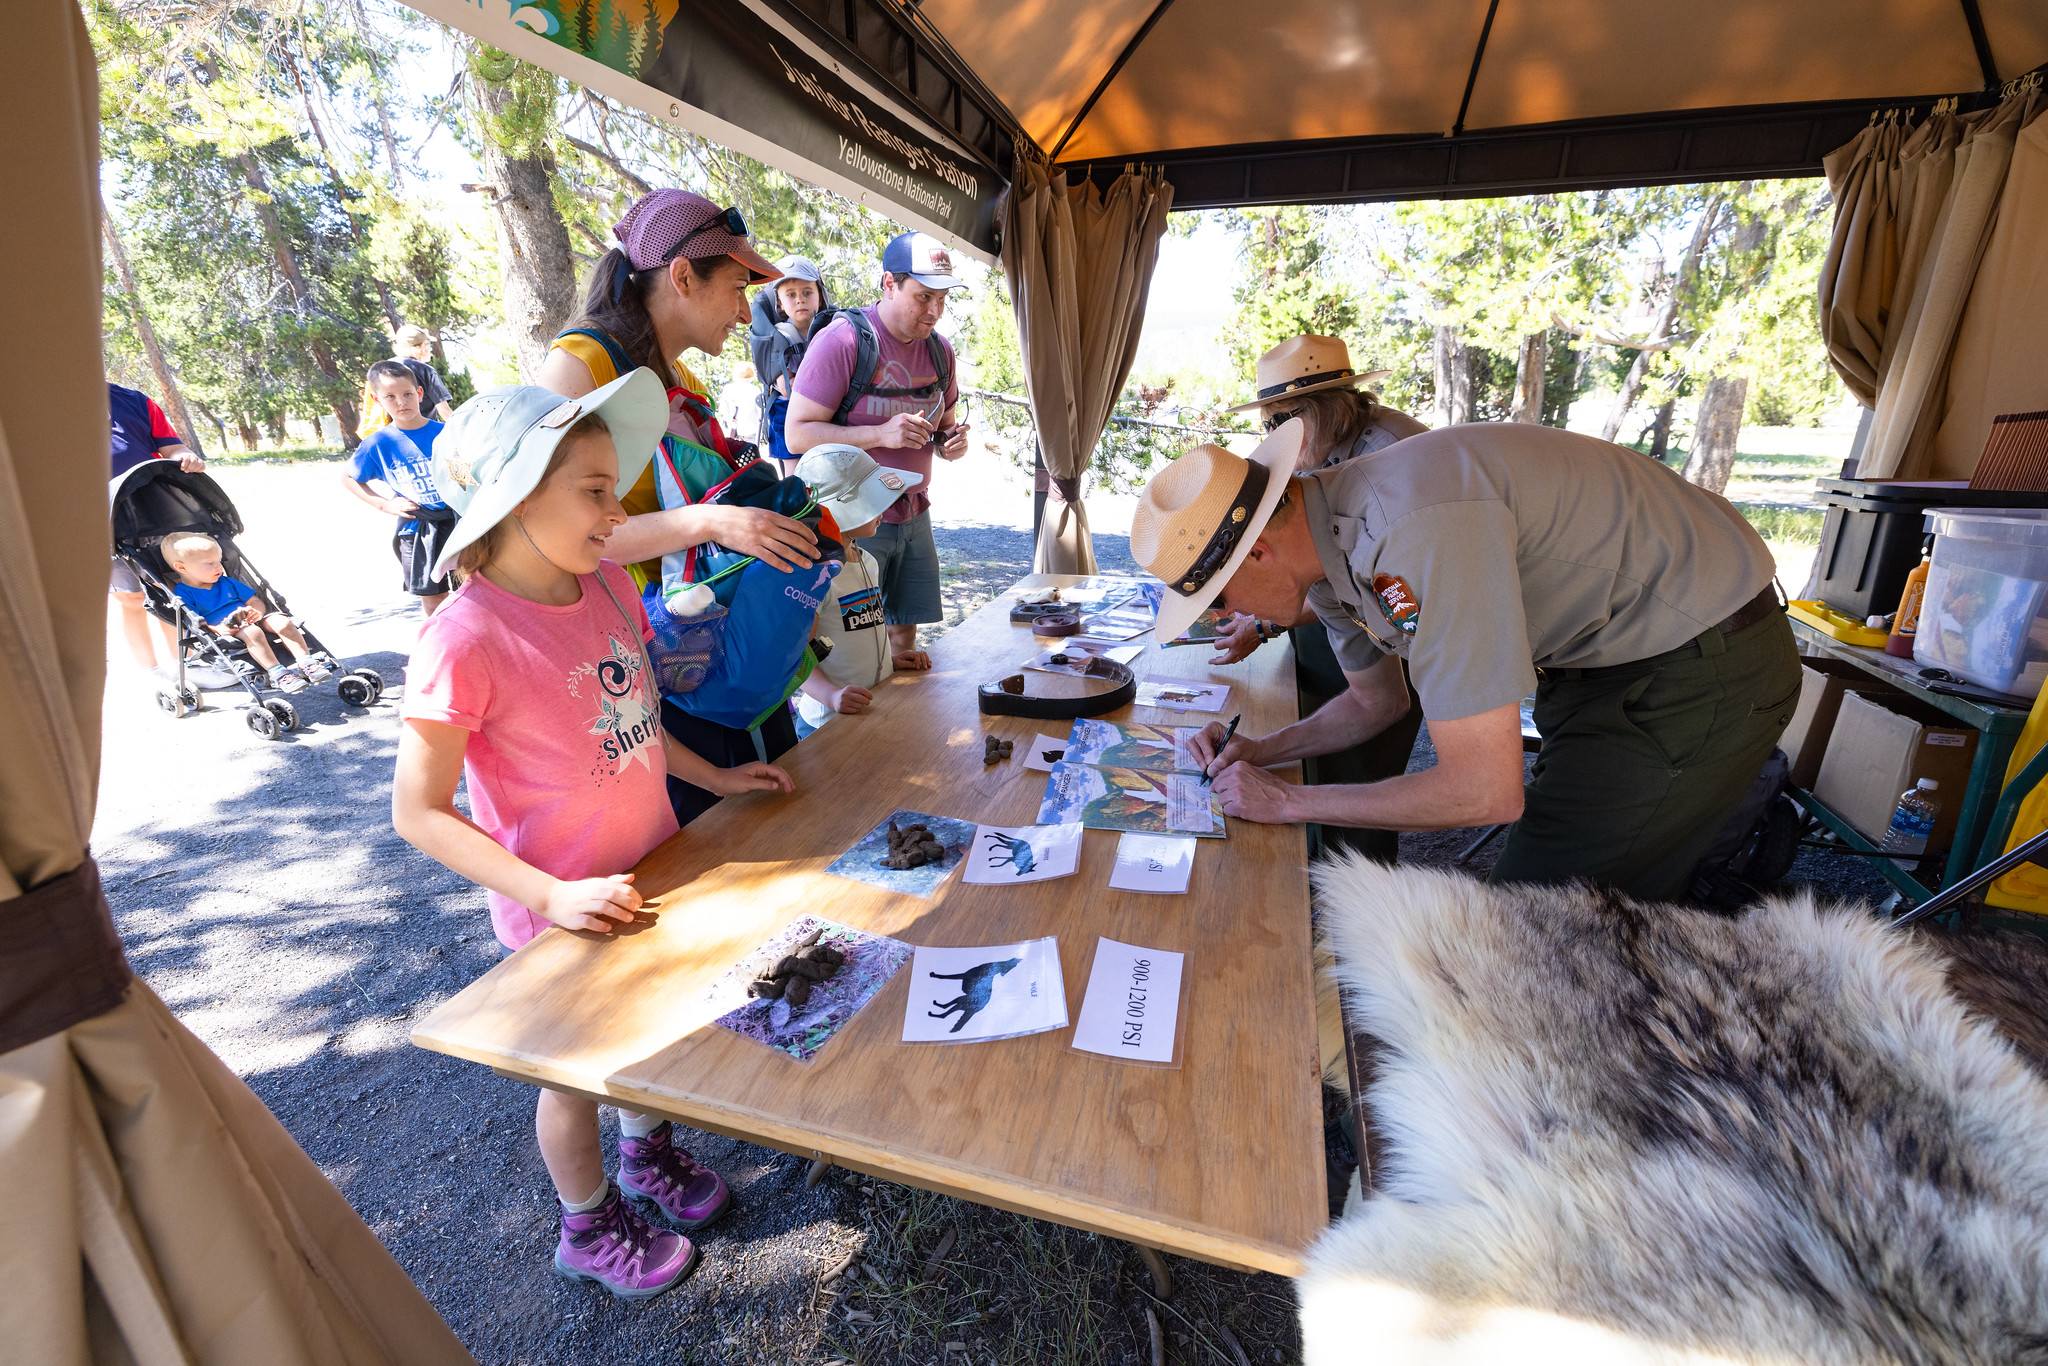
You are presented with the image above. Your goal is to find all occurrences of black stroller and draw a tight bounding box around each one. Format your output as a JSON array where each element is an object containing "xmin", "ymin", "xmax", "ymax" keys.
[{"xmin": 111, "ymin": 460, "xmax": 385, "ymax": 739}]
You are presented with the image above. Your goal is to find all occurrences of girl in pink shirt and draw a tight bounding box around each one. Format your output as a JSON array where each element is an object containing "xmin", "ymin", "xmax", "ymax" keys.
[{"xmin": 394, "ymin": 373, "xmax": 793, "ymax": 1300}]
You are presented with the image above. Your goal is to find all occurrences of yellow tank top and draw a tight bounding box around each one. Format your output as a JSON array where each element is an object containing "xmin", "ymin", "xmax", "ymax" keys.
[{"xmin": 549, "ymin": 332, "xmax": 711, "ymax": 585}]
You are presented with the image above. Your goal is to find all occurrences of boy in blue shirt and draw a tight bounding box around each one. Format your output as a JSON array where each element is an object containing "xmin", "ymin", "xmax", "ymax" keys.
[
  {"xmin": 162, "ymin": 532, "xmax": 328, "ymax": 693},
  {"xmin": 344, "ymin": 359, "xmax": 453, "ymax": 615}
]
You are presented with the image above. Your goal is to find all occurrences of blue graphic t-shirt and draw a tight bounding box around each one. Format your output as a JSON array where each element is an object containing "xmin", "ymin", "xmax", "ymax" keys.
[
  {"xmin": 347, "ymin": 421, "xmax": 446, "ymax": 532},
  {"xmin": 173, "ymin": 574, "xmax": 256, "ymax": 626}
]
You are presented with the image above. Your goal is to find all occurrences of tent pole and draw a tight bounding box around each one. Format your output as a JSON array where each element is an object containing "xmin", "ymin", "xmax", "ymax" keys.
[{"xmin": 1032, "ymin": 441, "xmax": 1047, "ymax": 546}]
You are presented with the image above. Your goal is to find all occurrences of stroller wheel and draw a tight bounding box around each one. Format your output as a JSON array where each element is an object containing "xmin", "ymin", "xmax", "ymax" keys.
[
  {"xmin": 245, "ymin": 707, "xmax": 281, "ymax": 741},
  {"xmin": 265, "ymin": 698, "xmax": 300, "ymax": 733},
  {"xmin": 155, "ymin": 689, "xmax": 180, "ymax": 716},
  {"xmin": 337, "ymin": 674, "xmax": 374, "ymax": 707},
  {"xmin": 178, "ymin": 684, "xmax": 202, "ymax": 711},
  {"xmin": 357, "ymin": 667, "xmax": 385, "ymax": 704}
]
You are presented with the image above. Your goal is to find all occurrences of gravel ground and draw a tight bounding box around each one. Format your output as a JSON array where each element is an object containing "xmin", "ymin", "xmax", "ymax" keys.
[{"xmin": 98, "ymin": 453, "xmax": 1890, "ymax": 1366}]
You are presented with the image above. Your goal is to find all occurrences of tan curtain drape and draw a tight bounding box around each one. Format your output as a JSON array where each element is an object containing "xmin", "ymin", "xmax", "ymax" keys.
[
  {"xmin": 1824, "ymin": 85, "xmax": 2045, "ymax": 479},
  {"xmin": 0, "ymin": 6, "xmax": 474, "ymax": 1363},
  {"xmin": 1001, "ymin": 158, "xmax": 1173, "ymax": 575}
]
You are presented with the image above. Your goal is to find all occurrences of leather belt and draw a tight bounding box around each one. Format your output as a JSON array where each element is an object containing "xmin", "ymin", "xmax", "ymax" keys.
[
  {"xmin": 1715, "ymin": 582, "xmax": 1783, "ymax": 637},
  {"xmin": 1539, "ymin": 584, "xmax": 1787, "ymax": 681},
  {"xmin": 978, "ymin": 658, "xmax": 1137, "ymax": 719}
]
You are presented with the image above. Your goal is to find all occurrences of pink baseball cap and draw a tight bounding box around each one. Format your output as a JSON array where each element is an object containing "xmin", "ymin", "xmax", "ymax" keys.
[{"xmin": 613, "ymin": 189, "xmax": 779, "ymax": 283}]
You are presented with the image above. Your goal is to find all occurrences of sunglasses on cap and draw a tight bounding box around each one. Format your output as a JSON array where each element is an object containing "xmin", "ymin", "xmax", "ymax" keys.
[
  {"xmin": 1261, "ymin": 406, "xmax": 1303, "ymax": 434},
  {"xmin": 664, "ymin": 205, "xmax": 748, "ymax": 261}
]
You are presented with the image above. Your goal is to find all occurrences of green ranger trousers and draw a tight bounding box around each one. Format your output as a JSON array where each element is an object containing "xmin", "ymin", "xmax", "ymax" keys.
[
  {"xmin": 1488, "ymin": 610, "xmax": 1802, "ymax": 903},
  {"xmin": 1293, "ymin": 624, "xmax": 1423, "ymax": 865}
]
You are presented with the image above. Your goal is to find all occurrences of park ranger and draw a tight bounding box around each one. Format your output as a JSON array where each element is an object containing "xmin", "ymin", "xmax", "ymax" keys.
[{"xmin": 1136, "ymin": 420, "xmax": 1801, "ymax": 902}]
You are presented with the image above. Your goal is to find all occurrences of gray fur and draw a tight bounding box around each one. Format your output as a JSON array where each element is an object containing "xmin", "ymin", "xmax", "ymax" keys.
[{"xmin": 1300, "ymin": 856, "xmax": 2048, "ymax": 1365}]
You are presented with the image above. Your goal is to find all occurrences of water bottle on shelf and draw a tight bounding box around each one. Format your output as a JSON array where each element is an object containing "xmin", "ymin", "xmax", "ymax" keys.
[{"xmin": 1879, "ymin": 779, "xmax": 1942, "ymax": 872}]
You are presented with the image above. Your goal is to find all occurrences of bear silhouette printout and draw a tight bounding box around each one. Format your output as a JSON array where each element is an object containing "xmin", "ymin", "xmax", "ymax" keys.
[
  {"xmin": 901, "ymin": 938, "xmax": 1068, "ymax": 1044},
  {"xmin": 960, "ymin": 823, "xmax": 1082, "ymax": 885}
]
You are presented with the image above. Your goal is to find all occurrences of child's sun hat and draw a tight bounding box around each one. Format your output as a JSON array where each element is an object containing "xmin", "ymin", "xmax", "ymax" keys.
[
  {"xmin": 795, "ymin": 444, "xmax": 923, "ymax": 530},
  {"xmin": 430, "ymin": 368, "xmax": 667, "ymax": 580}
]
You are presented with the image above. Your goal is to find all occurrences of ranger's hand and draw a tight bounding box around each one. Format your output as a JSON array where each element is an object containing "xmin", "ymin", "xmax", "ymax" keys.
[
  {"xmin": 1210, "ymin": 761, "xmax": 1296, "ymax": 823},
  {"xmin": 1207, "ymin": 614, "xmax": 1267, "ymax": 665},
  {"xmin": 1187, "ymin": 720, "xmax": 1259, "ymax": 775},
  {"xmin": 937, "ymin": 422, "xmax": 971, "ymax": 461}
]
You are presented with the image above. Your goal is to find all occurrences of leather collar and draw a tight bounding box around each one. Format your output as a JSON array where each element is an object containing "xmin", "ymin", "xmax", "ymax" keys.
[{"xmin": 979, "ymin": 657, "xmax": 1136, "ymax": 719}]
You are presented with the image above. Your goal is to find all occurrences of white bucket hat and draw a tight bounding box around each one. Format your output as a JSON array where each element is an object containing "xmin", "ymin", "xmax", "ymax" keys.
[
  {"xmin": 1223, "ymin": 335, "xmax": 1391, "ymax": 415},
  {"xmin": 796, "ymin": 444, "xmax": 922, "ymax": 530},
  {"xmin": 430, "ymin": 369, "xmax": 667, "ymax": 580},
  {"xmin": 1129, "ymin": 421, "xmax": 1305, "ymax": 645}
]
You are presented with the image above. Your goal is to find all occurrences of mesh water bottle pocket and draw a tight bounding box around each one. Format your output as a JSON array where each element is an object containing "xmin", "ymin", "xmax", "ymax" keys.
[{"xmin": 645, "ymin": 590, "xmax": 728, "ymax": 697}]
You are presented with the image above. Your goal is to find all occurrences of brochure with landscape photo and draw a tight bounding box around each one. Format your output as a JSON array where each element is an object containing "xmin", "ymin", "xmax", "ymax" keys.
[
  {"xmin": 1164, "ymin": 609, "xmax": 1232, "ymax": 647},
  {"xmin": 1061, "ymin": 719, "xmax": 1205, "ymax": 773},
  {"xmin": 1036, "ymin": 762, "xmax": 1225, "ymax": 837}
]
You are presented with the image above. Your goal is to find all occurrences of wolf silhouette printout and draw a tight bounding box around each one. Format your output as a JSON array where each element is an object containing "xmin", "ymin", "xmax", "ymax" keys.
[
  {"xmin": 902, "ymin": 938, "xmax": 1068, "ymax": 1044},
  {"xmin": 960, "ymin": 823, "xmax": 1082, "ymax": 885}
]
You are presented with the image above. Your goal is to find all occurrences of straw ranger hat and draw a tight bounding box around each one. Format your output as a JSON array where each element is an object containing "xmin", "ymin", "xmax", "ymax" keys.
[
  {"xmin": 1130, "ymin": 421, "xmax": 1305, "ymax": 644},
  {"xmin": 1223, "ymin": 335, "xmax": 1391, "ymax": 415}
]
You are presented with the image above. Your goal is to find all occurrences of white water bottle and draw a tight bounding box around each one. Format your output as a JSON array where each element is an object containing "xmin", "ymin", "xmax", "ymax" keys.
[{"xmin": 1879, "ymin": 779, "xmax": 1942, "ymax": 872}]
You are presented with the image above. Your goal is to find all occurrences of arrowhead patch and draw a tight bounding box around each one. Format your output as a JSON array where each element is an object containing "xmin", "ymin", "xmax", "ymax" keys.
[{"xmin": 1371, "ymin": 573, "xmax": 1420, "ymax": 635}]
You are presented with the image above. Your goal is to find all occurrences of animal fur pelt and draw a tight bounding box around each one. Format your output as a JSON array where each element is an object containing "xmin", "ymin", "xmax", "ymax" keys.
[{"xmin": 1299, "ymin": 856, "xmax": 2048, "ymax": 1366}]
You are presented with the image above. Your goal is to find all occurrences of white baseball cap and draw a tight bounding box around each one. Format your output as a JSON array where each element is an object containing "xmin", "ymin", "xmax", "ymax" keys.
[
  {"xmin": 796, "ymin": 444, "xmax": 922, "ymax": 529},
  {"xmin": 882, "ymin": 231, "xmax": 964, "ymax": 290},
  {"xmin": 429, "ymin": 369, "xmax": 667, "ymax": 579}
]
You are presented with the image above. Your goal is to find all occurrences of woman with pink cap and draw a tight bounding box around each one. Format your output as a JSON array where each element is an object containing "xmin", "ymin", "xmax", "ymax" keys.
[{"xmin": 538, "ymin": 189, "xmax": 816, "ymax": 820}]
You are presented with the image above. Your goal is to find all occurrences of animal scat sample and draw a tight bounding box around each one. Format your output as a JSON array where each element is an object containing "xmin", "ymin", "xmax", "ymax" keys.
[
  {"xmin": 747, "ymin": 938, "xmax": 847, "ymax": 1001},
  {"xmin": 983, "ymin": 735, "xmax": 1014, "ymax": 764},
  {"xmin": 881, "ymin": 820, "xmax": 947, "ymax": 869}
]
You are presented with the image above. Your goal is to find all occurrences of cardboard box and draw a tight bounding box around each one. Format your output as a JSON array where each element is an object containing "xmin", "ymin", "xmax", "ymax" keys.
[
  {"xmin": 1812, "ymin": 690, "xmax": 1979, "ymax": 851},
  {"xmin": 1781, "ymin": 659, "xmax": 1904, "ymax": 789}
]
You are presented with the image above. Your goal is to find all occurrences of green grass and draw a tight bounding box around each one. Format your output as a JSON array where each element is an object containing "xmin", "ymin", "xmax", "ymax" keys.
[
  {"xmin": 812, "ymin": 1176, "xmax": 1301, "ymax": 1365},
  {"xmin": 205, "ymin": 443, "xmax": 341, "ymax": 466},
  {"xmin": 1737, "ymin": 504, "xmax": 1825, "ymax": 545}
]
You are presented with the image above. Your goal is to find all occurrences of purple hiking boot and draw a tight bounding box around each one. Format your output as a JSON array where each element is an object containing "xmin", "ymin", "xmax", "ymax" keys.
[
  {"xmin": 553, "ymin": 1185, "xmax": 698, "ymax": 1298},
  {"xmin": 618, "ymin": 1122, "xmax": 731, "ymax": 1229}
]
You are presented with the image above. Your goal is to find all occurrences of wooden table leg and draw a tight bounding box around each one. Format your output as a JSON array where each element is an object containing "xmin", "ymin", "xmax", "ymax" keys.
[
  {"xmin": 806, "ymin": 1154, "xmax": 833, "ymax": 1187},
  {"xmin": 1132, "ymin": 1242, "xmax": 1174, "ymax": 1297}
]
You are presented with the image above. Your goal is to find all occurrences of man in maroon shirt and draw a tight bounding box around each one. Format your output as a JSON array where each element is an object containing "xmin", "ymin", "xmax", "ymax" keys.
[{"xmin": 784, "ymin": 232, "xmax": 971, "ymax": 669}]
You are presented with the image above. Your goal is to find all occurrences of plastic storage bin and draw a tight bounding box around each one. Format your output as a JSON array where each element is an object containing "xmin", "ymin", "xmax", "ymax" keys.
[
  {"xmin": 1914, "ymin": 508, "xmax": 2048, "ymax": 698},
  {"xmin": 1809, "ymin": 479, "xmax": 2048, "ymax": 621}
]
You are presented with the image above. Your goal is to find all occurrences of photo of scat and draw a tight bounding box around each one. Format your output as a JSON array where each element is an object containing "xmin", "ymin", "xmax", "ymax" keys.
[{"xmin": 706, "ymin": 916, "xmax": 911, "ymax": 1065}]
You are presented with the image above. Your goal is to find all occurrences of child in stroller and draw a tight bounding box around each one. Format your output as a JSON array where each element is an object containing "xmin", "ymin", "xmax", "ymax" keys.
[
  {"xmin": 110, "ymin": 459, "xmax": 385, "ymax": 739},
  {"xmin": 162, "ymin": 531, "xmax": 328, "ymax": 694}
]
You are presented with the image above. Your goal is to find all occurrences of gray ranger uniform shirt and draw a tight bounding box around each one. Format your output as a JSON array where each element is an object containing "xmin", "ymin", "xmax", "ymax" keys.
[{"xmin": 1300, "ymin": 424, "xmax": 1775, "ymax": 720}]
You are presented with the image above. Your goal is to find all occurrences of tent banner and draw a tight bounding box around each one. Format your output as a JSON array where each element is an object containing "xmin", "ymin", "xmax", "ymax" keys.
[{"xmin": 404, "ymin": 0, "xmax": 1003, "ymax": 260}]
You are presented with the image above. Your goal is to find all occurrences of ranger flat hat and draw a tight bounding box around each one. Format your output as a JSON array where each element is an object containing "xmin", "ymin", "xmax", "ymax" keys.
[
  {"xmin": 1129, "ymin": 421, "xmax": 1305, "ymax": 645},
  {"xmin": 1223, "ymin": 334, "xmax": 1391, "ymax": 414}
]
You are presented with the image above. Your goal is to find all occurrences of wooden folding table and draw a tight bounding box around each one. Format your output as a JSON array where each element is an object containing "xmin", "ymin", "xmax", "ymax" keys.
[{"xmin": 411, "ymin": 574, "xmax": 1326, "ymax": 1278}]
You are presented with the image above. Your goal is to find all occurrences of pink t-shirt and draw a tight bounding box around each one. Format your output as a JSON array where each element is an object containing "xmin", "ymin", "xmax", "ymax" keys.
[
  {"xmin": 403, "ymin": 562, "xmax": 679, "ymax": 949},
  {"xmin": 791, "ymin": 305, "xmax": 957, "ymax": 524}
]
